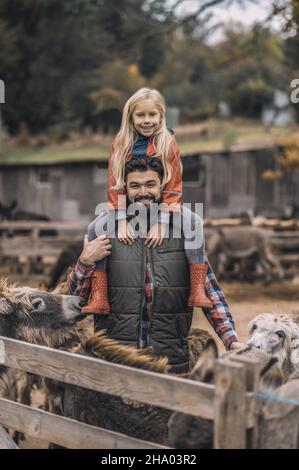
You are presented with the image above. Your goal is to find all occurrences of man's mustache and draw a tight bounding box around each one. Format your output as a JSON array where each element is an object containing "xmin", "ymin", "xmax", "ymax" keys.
[{"xmin": 134, "ymin": 194, "xmax": 156, "ymax": 203}]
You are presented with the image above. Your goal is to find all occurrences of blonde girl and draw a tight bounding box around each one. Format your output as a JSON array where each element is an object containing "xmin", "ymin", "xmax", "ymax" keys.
[{"xmin": 81, "ymin": 88, "xmax": 212, "ymax": 314}]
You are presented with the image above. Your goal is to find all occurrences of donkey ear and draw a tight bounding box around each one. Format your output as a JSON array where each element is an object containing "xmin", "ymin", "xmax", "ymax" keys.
[{"xmin": 203, "ymin": 338, "xmax": 218, "ymax": 359}]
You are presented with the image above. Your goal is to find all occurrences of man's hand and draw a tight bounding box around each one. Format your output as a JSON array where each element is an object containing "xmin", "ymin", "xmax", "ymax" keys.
[
  {"xmin": 118, "ymin": 218, "xmax": 134, "ymax": 245},
  {"xmin": 79, "ymin": 234, "xmax": 111, "ymax": 265},
  {"xmin": 145, "ymin": 222, "xmax": 166, "ymax": 248},
  {"xmin": 230, "ymin": 341, "xmax": 247, "ymax": 350}
]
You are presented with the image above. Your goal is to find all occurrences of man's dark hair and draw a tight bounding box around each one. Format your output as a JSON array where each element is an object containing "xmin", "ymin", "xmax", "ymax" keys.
[{"xmin": 124, "ymin": 157, "xmax": 164, "ymax": 183}]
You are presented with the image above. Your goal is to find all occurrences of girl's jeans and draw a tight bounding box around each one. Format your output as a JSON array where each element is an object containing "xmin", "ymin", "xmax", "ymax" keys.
[{"xmin": 87, "ymin": 205, "xmax": 205, "ymax": 271}]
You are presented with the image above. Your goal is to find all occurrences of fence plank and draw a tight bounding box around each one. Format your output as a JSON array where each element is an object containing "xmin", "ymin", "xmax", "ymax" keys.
[
  {"xmin": 0, "ymin": 398, "xmax": 166, "ymax": 449},
  {"xmin": 229, "ymin": 356, "xmax": 261, "ymax": 448},
  {"xmin": 0, "ymin": 221, "xmax": 86, "ymax": 231},
  {"xmin": 213, "ymin": 359, "xmax": 247, "ymax": 449},
  {"xmin": 0, "ymin": 424, "xmax": 19, "ymax": 449},
  {"xmin": 0, "ymin": 336, "xmax": 215, "ymax": 419}
]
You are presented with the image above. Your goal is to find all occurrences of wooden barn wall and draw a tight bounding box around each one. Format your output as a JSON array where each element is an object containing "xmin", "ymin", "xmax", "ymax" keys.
[
  {"xmin": 0, "ymin": 164, "xmax": 108, "ymax": 221},
  {"xmin": 186, "ymin": 148, "xmax": 299, "ymax": 218},
  {"xmin": 182, "ymin": 155, "xmax": 206, "ymax": 213},
  {"xmin": 1, "ymin": 148, "xmax": 299, "ymax": 220},
  {"xmin": 254, "ymin": 148, "xmax": 277, "ymax": 216}
]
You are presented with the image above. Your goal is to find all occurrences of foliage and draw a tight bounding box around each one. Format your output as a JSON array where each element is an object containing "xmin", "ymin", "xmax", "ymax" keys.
[
  {"xmin": 0, "ymin": 0, "xmax": 298, "ymax": 137},
  {"xmin": 277, "ymin": 132, "xmax": 299, "ymax": 171}
]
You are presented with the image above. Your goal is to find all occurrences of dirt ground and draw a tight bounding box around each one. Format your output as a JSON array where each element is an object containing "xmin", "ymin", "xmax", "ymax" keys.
[{"xmin": 192, "ymin": 277, "xmax": 299, "ymax": 353}]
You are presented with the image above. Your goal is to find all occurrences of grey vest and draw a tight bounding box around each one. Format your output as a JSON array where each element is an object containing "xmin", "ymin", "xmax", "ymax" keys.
[{"xmin": 105, "ymin": 226, "xmax": 193, "ymax": 373}]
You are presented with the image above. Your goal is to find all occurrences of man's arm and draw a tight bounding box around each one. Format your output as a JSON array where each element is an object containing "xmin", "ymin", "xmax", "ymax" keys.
[
  {"xmin": 67, "ymin": 259, "xmax": 95, "ymax": 300},
  {"xmin": 202, "ymin": 259, "xmax": 239, "ymax": 350},
  {"xmin": 67, "ymin": 233, "xmax": 111, "ymax": 299}
]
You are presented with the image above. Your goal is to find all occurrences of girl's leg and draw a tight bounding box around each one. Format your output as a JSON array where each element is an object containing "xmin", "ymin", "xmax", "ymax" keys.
[
  {"xmin": 175, "ymin": 206, "xmax": 212, "ymax": 308},
  {"xmin": 87, "ymin": 212, "xmax": 107, "ymax": 271},
  {"xmin": 180, "ymin": 206, "xmax": 205, "ymax": 264},
  {"xmin": 82, "ymin": 210, "xmax": 116, "ymax": 315}
]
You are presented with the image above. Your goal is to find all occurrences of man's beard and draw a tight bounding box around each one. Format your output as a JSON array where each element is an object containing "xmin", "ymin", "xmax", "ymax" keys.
[
  {"xmin": 126, "ymin": 194, "xmax": 162, "ymax": 208},
  {"xmin": 126, "ymin": 194, "xmax": 163, "ymax": 233}
]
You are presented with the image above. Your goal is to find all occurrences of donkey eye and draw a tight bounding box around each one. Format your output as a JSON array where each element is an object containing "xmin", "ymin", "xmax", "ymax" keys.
[
  {"xmin": 276, "ymin": 331, "xmax": 285, "ymax": 339},
  {"xmin": 31, "ymin": 298, "xmax": 45, "ymax": 311}
]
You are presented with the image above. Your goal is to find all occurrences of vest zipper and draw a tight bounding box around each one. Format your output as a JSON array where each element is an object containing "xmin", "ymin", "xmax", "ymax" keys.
[
  {"xmin": 138, "ymin": 240, "xmax": 147, "ymax": 346},
  {"xmin": 146, "ymin": 245, "xmax": 155, "ymax": 339}
]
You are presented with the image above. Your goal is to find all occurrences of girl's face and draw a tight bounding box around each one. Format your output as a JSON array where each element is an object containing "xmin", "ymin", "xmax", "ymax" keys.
[{"xmin": 131, "ymin": 99, "xmax": 162, "ymax": 137}]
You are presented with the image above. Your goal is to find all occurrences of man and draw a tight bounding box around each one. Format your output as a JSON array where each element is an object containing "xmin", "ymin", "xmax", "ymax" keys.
[{"xmin": 68, "ymin": 158, "xmax": 244, "ymax": 373}]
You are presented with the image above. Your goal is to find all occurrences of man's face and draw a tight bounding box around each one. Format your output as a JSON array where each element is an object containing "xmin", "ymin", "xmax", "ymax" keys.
[{"xmin": 126, "ymin": 170, "xmax": 162, "ymax": 206}]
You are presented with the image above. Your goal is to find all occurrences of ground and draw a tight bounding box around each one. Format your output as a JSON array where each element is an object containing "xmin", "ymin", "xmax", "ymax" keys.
[{"xmin": 193, "ymin": 278, "xmax": 299, "ymax": 353}]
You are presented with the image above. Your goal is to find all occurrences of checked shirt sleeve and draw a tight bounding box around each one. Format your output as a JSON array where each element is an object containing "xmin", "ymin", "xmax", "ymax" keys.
[
  {"xmin": 67, "ymin": 259, "xmax": 95, "ymax": 300},
  {"xmin": 202, "ymin": 259, "xmax": 238, "ymax": 350}
]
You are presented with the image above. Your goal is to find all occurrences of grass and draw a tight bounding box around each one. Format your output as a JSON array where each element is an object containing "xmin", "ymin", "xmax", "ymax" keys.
[
  {"xmin": 0, "ymin": 144, "xmax": 110, "ymax": 165},
  {"xmin": 0, "ymin": 118, "xmax": 298, "ymax": 166}
]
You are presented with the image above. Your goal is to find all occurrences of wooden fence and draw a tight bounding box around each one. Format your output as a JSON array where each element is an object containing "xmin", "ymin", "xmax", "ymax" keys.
[
  {"xmin": 1, "ymin": 336, "xmax": 298, "ymax": 449},
  {"xmin": 0, "ymin": 221, "xmax": 86, "ymax": 279},
  {"xmin": 1, "ymin": 220, "xmax": 299, "ymax": 281},
  {"xmin": 0, "ymin": 221, "xmax": 86, "ymax": 254}
]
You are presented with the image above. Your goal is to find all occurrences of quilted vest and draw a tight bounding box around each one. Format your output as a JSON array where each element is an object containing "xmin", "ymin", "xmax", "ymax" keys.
[{"xmin": 100, "ymin": 222, "xmax": 193, "ymax": 373}]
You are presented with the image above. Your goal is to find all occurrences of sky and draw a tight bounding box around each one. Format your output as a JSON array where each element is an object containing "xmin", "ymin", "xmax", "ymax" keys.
[{"xmin": 173, "ymin": 0, "xmax": 284, "ymax": 42}]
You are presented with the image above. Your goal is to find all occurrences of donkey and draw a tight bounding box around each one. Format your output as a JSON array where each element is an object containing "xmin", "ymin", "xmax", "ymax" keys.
[
  {"xmin": 0, "ymin": 277, "xmax": 86, "ymax": 442},
  {"xmin": 0, "ymin": 277, "xmax": 85, "ymax": 345},
  {"xmin": 0, "ymin": 278, "xmax": 85, "ymax": 403},
  {"xmin": 168, "ymin": 338, "xmax": 289, "ymax": 449},
  {"xmin": 207, "ymin": 227, "xmax": 283, "ymax": 283},
  {"xmin": 247, "ymin": 312, "xmax": 299, "ymax": 378}
]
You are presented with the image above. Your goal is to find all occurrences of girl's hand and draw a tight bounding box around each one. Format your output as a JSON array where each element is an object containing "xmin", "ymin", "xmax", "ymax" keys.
[
  {"xmin": 145, "ymin": 222, "xmax": 166, "ymax": 248},
  {"xmin": 118, "ymin": 218, "xmax": 134, "ymax": 245}
]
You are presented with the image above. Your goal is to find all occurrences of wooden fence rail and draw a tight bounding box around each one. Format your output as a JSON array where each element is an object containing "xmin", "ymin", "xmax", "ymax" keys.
[
  {"xmin": 1, "ymin": 221, "xmax": 299, "ymax": 281},
  {"xmin": 0, "ymin": 336, "xmax": 259, "ymax": 449},
  {"xmin": 0, "ymin": 221, "xmax": 86, "ymax": 278},
  {"xmin": 0, "ymin": 336, "xmax": 297, "ymax": 449},
  {"xmin": 0, "ymin": 398, "xmax": 167, "ymax": 449},
  {"xmin": 0, "ymin": 336, "xmax": 216, "ymax": 419}
]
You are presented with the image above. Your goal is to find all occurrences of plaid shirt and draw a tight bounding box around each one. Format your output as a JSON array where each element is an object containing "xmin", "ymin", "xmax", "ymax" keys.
[{"xmin": 68, "ymin": 258, "xmax": 238, "ymax": 350}]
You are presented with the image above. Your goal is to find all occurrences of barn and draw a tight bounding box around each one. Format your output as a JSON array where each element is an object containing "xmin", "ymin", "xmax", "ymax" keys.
[{"xmin": 1, "ymin": 143, "xmax": 299, "ymax": 221}]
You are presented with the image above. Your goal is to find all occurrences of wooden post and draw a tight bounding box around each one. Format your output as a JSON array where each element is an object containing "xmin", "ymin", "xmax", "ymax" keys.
[
  {"xmin": 0, "ymin": 425, "xmax": 19, "ymax": 449},
  {"xmin": 259, "ymin": 379, "xmax": 299, "ymax": 449},
  {"xmin": 229, "ymin": 356, "xmax": 261, "ymax": 448},
  {"xmin": 214, "ymin": 359, "xmax": 247, "ymax": 449}
]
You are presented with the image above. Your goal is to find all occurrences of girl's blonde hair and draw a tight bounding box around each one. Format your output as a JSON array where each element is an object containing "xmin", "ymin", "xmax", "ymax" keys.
[{"xmin": 112, "ymin": 88, "xmax": 177, "ymax": 189}]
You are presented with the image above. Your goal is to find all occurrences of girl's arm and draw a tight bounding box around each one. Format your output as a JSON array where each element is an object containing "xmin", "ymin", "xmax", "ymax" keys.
[{"xmin": 159, "ymin": 138, "xmax": 183, "ymax": 223}]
